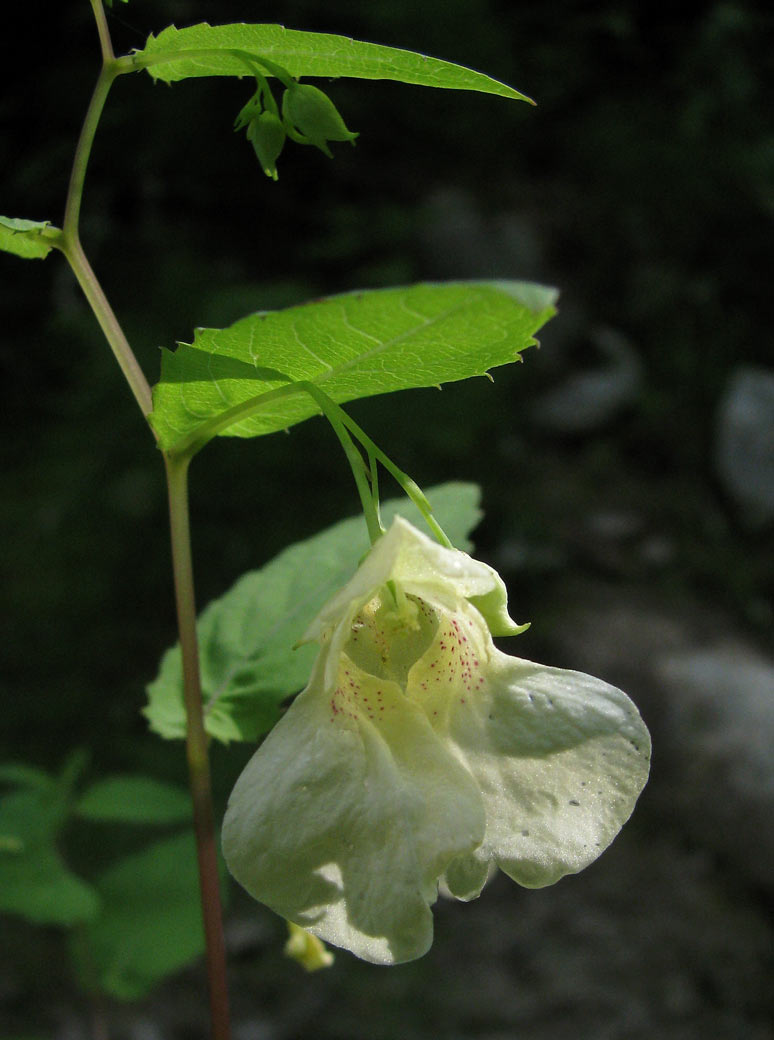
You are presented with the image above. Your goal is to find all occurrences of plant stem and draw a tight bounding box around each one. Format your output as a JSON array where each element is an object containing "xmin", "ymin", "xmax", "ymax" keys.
[
  {"xmin": 59, "ymin": 3, "xmax": 153, "ymax": 419},
  {"xmin": 70, "ymin": 9, "xmax": 231, "ymax": 1038},
  {"xmin": 165, "ymin": 453, "xmax": 231, "ymax": 1040},
  {"xmin": 61, "ymin": 234, "xmax": 154, "ymax": 419},
  {"xmin": 88, "ymin": 0, "xmax": 115, "ymax": 66},
  {"xmin": 63, "ymin": 54, "xmax": 117, "ymax": 238},
  {"xmin": 324, "ymin": 412, "xmax": 384, "ymax": 544}
]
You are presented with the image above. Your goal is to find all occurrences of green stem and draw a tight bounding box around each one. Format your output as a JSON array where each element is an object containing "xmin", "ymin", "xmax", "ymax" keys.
[
  {"xmin": 58, "ymin": 3, "xmax": 152, "ymax": 420},
  {"xmin": 305, "ymin": 386, "xmax": 453, "ymax": 548},
  {"xmin": 367, "ymin": 449, "xmax": 382, "ymax": 532},
  {"xmin": 165, "ymin": 454, "xmax": 231, "ymax": 1040},
  {"xmin": 63, "ymin": 55, "xmax": 117, "ymax": 237},
  {"xmin": 88, "ymin": 0, "xmax": 115, "ymax": 66},
  {"xmin": 325, "ymin": 411, "xmax": 384, "ymax": 544},
  {"xmin": 170, "ymin": 381, "xmax": 311, "ymax": 457},
  {"xmin": 70, "ymin": 11, "xmax": 231, "ymax": 1040},
  {"xmin": 59, "ymin": 235, "xmax": 154, "ymax": 419}
]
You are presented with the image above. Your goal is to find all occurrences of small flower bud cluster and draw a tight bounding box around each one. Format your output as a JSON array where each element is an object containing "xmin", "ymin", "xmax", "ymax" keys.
[{"xmin": 235, "ymin": 70, "xmax": 358, "ymax": 180}]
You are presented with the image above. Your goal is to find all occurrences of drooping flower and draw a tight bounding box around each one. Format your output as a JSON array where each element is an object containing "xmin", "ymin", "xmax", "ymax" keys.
[
  {"xmin": 222, "ymin": 517, "xmax": 650, "ymax": 964},
  {"xmin": 246, "ymin": 111, "xmax": 286, "ymax": 181},
  {"xmin": 281, "ymin": 82, "xmax": 358, "ymax": 157}
]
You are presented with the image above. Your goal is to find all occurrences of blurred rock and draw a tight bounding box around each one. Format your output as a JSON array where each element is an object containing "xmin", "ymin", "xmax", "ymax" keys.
[
  {"xmin": 571, "ymin": 509, "xmax": 675, "ymax": 575},
  {"xmin": 656, "ymin": 642, "xmax": 774, "ymax": 890},
  {"xmin": 715, "ymin": 365, "xmax": 774, "ymax": 526},
  {"xmin": 530, "ymin": 326, "xmax": 642, "ymax": 434},
  {"xmin": 420, "ymin": 187, "xmax": 544, "ymax": 279},
  {"xmin": 428, "ymin": 831, "xmax": 773, "ymax": 1040},
  {"xmin": 548, "ymin": 591, "xmax": 774, "ymax": 891}
]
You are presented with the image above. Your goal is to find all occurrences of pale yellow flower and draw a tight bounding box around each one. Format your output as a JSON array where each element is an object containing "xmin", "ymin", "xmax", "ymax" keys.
[{"xmin": 223, "ymin": 517, "xmax": 650, "ymax": 964}]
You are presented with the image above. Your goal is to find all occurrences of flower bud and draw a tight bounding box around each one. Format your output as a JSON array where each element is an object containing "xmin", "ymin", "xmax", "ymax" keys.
[
  {"xmin": 247, "ymin": 110, "xmax": 286, "ymax": 181},
  {"xmin": 282, "ymin": 82, "xmax": 358, "ymax": 158},
  {"xmin": 234, "ymin": 95, "xmax": 262, "ymax": 132},
  {"xmin": 284, "ymin": 921, "xmax": 334, "ymax": 971}
]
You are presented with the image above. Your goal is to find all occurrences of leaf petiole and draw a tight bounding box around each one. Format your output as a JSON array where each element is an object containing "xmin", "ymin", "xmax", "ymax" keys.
[
  {"xmin": 318, "ymin": 400, "xmax": 385, "ymax": 546},
  {"xmin": 306, "ymin": 386, "xmax": 453, "ymax": 549}
]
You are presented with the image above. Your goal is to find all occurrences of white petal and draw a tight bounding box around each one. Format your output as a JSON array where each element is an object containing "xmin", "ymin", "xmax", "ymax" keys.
[
  {"xmin": 302, "ymin": 516, "xmax": 522, "ymax": 645},
  {"xmin": 222, "ymin": 647, "xmax": 485, "ymax": 964},
  {"xmin": 405, "ymin": 596, "xmax": 649, "ymax": 891},
  {"xmin": 445, "ymin": 650, "xmax": 650, "ymax": 888}
]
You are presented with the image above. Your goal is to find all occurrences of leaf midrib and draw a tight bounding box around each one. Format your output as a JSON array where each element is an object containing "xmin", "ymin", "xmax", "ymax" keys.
[{"xmin": 311, "ymin": 294, "xmax": 475, "ymax": 389}]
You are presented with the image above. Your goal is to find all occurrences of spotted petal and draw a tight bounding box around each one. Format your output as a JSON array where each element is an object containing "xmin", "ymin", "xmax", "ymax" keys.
[{"xmin": 222, "ymin": 648, "xmax": 484, "ymax": 964}]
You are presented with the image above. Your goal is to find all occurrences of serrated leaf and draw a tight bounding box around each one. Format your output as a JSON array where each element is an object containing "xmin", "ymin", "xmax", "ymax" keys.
[
  {"xmin": 71, "ymin": 832, "xmax": 222, "ymax": 1000},
  {"xmin": 133, "ymin": 23, "xmax": 532, "ymax": 103},
  {"xmin": 145, "ymin": 482, "xmax": 482, "ymax": 744},
  {"xmin": 0, "ymin": 216, "xmax": 59, "ymax": 260},
  {"xmin": 151, "ymin": 280, "xmax": 557, "ymax": 453},
  {"xmin": 0, "ymin": 790, "xmax": 99, "ymax": 926},
  {"xmin": 75, "ymin": 776, "xmax": 191, "ymax": 825}
]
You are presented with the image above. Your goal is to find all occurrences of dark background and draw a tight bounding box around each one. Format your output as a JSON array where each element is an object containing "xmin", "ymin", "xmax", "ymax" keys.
[{"xmin": 2, "ymin": 1, "xmax": 772, "ymax": 1037}]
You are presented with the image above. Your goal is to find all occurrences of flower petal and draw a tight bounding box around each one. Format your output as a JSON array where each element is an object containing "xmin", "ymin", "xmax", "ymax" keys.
[
  {"xmin": 302, "ymin": 516, "xmax": 524, "ymax": 644},
  {"xmin": 222, "ymin": 648, "xmax": 485, "ymax": 964},
  {"xmin": 441, "ymin": 649, "xmax": 651, "ymax": 890}
]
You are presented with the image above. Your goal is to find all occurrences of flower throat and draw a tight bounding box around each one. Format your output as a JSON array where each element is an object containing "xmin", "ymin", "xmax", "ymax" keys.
[{"xmin": 345, "ymin": 587, "xmax": 439, "ymax": 688}]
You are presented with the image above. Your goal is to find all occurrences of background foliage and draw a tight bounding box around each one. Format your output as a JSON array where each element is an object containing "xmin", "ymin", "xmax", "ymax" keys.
[{"xmin": 1, "ymin": 0, "xmax": 772, "ymax": 1036}]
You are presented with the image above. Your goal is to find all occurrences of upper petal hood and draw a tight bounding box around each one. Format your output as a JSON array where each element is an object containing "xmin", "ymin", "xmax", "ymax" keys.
[{"xmin": 302, "ymin": 515, "xmax": 528, "ymax": 647}]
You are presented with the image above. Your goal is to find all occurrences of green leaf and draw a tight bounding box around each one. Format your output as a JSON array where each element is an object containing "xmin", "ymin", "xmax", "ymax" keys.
[
  {"xmin": 133, "ymin": 23, "xmax": 532, "ymax": 103},
  {"xmin": 0, "ymin": 762, "xmax": 55, "ymax": 793},
  {"xmin": 0, "ymin": 790, "xmax": 99, "ymax": 926},
  {"xmin": 145, "ymin": 482, "xmax": 482, "ymax": 744},
  {"xmin": 151, "ymin": 280, "xmax": 557, "ymax": 453},
  {"xmin": 0, "ymin": 216, "xmax": 59, "ymax": 260},
  {"xmin": 71, "ymin": 832, "xmax": 220, "ymax": 1000},
  {"xmin": 75, "ymin": 776, "xmax": 191, "ymax": 825}
]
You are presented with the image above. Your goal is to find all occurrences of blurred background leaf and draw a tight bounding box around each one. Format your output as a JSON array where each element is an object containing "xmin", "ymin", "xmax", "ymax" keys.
[
  {"xmin": 70, "ymin": 830, "xmax": 226, "ymax": 1001},
  {"xmin": 74, "ymin": 775, "xmax": 192, "ymax": 824},
  {"xmin": 0, "ymin": 784, "xmax": 99, "ymax": 927}
]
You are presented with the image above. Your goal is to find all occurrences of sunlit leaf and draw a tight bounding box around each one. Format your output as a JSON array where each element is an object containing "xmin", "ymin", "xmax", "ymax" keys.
[
  {"xmin": 151, "ymin": 280, "xmax": 557, "ymax": 453},
  {"xmin": 133, "ymin": 23, "xmax": 532, "ymax": 103},
  {"xmin": 75, "ymin": 776, "xmax": 191, "ymax": 825},
  {"xmin": 0, "ymin": 217, "xmax": 58, "ymax": 260},
  {"xmin": 145, "ymin": 483, "xmax": 482, "ymax": 744}
]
